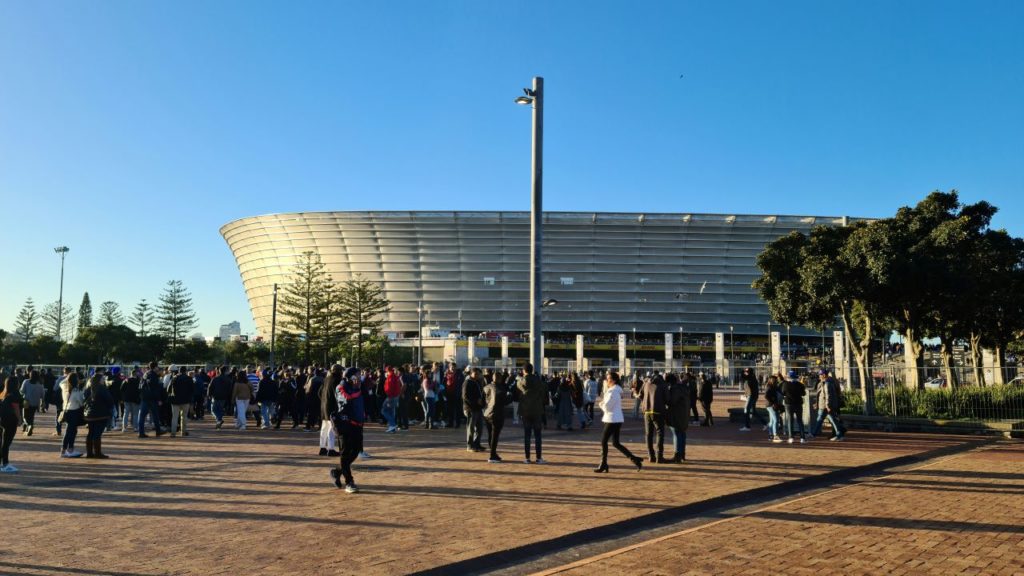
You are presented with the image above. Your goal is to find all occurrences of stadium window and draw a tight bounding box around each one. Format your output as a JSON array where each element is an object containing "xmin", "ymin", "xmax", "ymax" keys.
[
  {"xmin": 483, "ymin": 277, "xmax": 496, "ymax": 286},
  {"xmin": 560, "ymin": 277, "xmax": 574, "ymax": 286}
]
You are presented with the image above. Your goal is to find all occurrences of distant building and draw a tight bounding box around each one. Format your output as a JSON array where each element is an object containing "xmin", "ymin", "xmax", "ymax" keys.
[{"xmin": 219, "ymin": 321, "xmax": 241, "ymax": 341}]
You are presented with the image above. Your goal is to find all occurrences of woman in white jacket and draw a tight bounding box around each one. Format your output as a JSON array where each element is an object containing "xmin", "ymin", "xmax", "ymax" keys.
[{"xmin": 594, "ymin": 371, "xmax": 643, "ymax": 473}]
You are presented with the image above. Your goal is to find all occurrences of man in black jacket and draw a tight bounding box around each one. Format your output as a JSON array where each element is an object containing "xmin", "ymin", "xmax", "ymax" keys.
[
  {"xmin": 462, "ymin": 367, "xmax": 485, "ymax": 452},
  {"xmin": 739, "ymin": 368, "xmax": 767, "ymax": 432},
  {"xmin": 697, "ymin": 373, "xmax": 714, "ymax": 427},
  {"xmin": 122, "ymin": 368, "xmax": 142, "ymax": 432},
  {"xmin": 782, "ymin": 370, "xmax": 807, "ymax": 443},
  {"xmin": 138, "ymin": 362, "xmax": 165, "ymax": 438},
  {"xmin": 168, "ymin": 366, "xmax": 194, "ymax": 437},
  {"xmin": 256, "ymin": 370, "xmax": 279, "ymax": 430},
  {"xmin": 638, "ymin": 375, "xmax": 668, "ymax": 463},
  {"xmin": 209, "ymin": 366, "xmax": 233, "ymax": 429}
]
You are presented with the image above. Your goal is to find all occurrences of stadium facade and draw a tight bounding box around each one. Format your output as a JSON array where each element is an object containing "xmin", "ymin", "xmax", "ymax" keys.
[{"xmin": 221, "ymin": 211, "xmax": 862, "ymax": 340}]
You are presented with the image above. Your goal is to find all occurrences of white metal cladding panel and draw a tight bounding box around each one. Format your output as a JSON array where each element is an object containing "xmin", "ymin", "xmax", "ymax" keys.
[{"xmin": 221, "ymin": 211, "xmax": 865, "ymax": 338}]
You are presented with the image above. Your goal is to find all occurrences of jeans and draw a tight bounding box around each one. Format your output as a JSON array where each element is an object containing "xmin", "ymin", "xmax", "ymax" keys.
[
  {"xmin": 171, "ymin": 404, "xmax": 190, "ymax": 435},
  {"xmin": 743, "ymin": 396, "xmax": 767, "ymax": 428},
  {"xmin": 211, "ymin": 399, "xmax": 226, "ymax": 424},
  {"xmin": 766, "ymin": 405, "xmax": 780, "ymax": 438},
  {"xmin": 670, "ymin": 426, "xmax": 687, "ymax": 460},
  {"xmin": 784, "ymin": 403, "xmax": 805, "ymax": 439},
  {"xmin": 644, "ymin": 413, "xmax": 666, "ymax": 459},
  {"xmin": 465, "ymin": 409, "xmax": 483, "ymax": 448},
  {"xmin": 108, "ymin": 404, "xmax": 119, "ymax": 430},
  {"xmin": 62, "ymin": 418, "xmax": 80, "ymax": 453},
  {"xmin": 87, "ymin": 420, "xmax": 105, "ymax": 442},
  {"xmin": 485, "ymin": 417, "xmax": 504, "ymax": 457},
  {"xmin": 138, "ymin": 401, "xmax": 161, "ymax": 436},
  {"xmin": 260, "ymin": 402, "xmax": 276, "ymax": 428},
  {"xmin": 522, "ymin": 416, "xmax": 542, "ymax": 460},
  {"xmin": 812, "ymin": 409, "xmax": 847, "ymax": 437},
  {"xmin": 382, "ymin": 397, "xmax": 398, "ymax": 429},
  {"xmin": 0, "ymin": 417, "xmax": 15, "ymax": 466},
  {"xmin": 600, "ymin": 422, "xmax": 636, "ymax": 465},
  {"xmin": 122, "ymin": 402, "xmax": 139, "ymax": 431},
  {"xmin": 422, "ymin": 397, "xmax": 436, "ymax": 426},
  {"xmin": 235, "ymin": 400, "xmax": 249, "ymax": 429}
]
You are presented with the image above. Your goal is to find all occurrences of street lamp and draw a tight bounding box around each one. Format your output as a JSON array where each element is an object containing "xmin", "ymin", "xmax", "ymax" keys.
[
  {"xmin": 417, "ymin": 300, "xmax": 423, "ymax": 367},
  {"xmin": 515, "ymin": 77, "xmax": 544, "ymax": 373},
  {"xmin": 678, "ymin": 326, "xmax": 683, "ymax": 372},
  {"xmin": 458, "ymin": 308, "xmax": 462, "ymax": 338},
  {"xmin": 54, "ymin": 246, "xmax": 69, "ymax": 340},
  {"xmin": 729, "ymin": 325, "xmax": 735, "ymax": 364}
]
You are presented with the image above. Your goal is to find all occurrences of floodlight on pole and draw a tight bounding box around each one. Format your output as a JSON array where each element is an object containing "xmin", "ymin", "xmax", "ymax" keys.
[
  {"xmin": 515, "ymin": 76, "xmax": 544, "ymax": 373},
  {"xmin": 54, "ymin": 246, "xmax": 70, "ymax": 341}
]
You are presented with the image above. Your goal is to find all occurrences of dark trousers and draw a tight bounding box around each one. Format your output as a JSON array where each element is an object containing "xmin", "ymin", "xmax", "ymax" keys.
[
  {"xmin": 522, "ymin": 417, "xmax": 542, "ymax": 460},
  {"xmin": 447, "ymin": 396, "xmax": 462, "ymax": 428},
  {"xmin": 690, "ymin": 400, "xmax": 700, "ymax": 421},
  {"xmin": 62, "ymin": 423, "xmax": 79, "ymax": 453},
  {"xmin": 23, "ymin": 405, "xmax": 37, "ymax": 428},
  {"xmin": 398, "ymin": 397, "xmax": 410, "ymax": 428},
  {"xmin": 644, "ymin": 413, "xmax": 666, "ymax": 459},
  {"xmin": 0, "ymin": 417, "xmax": 15, "ymax": 466},
  {"xmin": 600, "ymin": 422, "xmax": 636, "ymax": 464},
  {"xmin": 336, "ymin": 421, "xmax": 363, "ymax": 485},
  {"xmin": 465, "ymin": 409, "xmax": 483, "ymax": 448},
  {"xmin": 486, "ymin": 417, "xmax": 504, "ymax": 457},
  {"xmin": 87, "ymin": 420, "xmax": 105, "ymax": 441},
  {"xmin": 700, "ymin": 400, "xmax": 714, "ymax": 426},
  {"xmin": 138, "ymin": 401, "xmax": 162, "ymax": 436}
]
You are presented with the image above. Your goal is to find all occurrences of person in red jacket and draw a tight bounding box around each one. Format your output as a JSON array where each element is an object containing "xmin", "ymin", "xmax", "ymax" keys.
[{"xmin": 382, "ymin": 366, "xmax": 402, "ymax": 433}]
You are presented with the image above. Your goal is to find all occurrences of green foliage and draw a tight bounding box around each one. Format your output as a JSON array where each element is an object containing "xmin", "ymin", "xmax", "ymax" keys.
[
  {"xmin": 78, "ymin": 292, "xmax": 93, "ymax": 331},
  {"xmin": 156, "ymin": 280, "xmax": 198, "ymax": 347},
  {"xmin": 41, "ymin": 301, "xmax": 76, "ymax": 341},
  {"xmin": 278, "ymin": 251, "xmax": 341, "ymax": 363},
  {"xmin": 15, "ymin": 298, "xmax": 39, "ymax": 338},
  {"xmin": 336, "ymin": 274, "xmax": 392, "ymax": 367},
  {"xmin": 331, "ymin": 334, "xmax": 406, "ymax": 368},
  {"xmin": 98, "ymin": 301, "xmax": 124, "ymax": 326},
  {"xmin": 843, "ymin": 386, "xmax": 1024, "ymax": 421},
  {"xmin": 131, "ymin": 299, "xmax": 155, "ymax": 336}
]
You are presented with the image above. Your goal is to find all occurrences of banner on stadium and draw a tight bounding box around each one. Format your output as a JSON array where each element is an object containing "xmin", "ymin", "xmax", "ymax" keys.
[
  {"xmin": 618, "ymin": 334, "xmax": 627, "ymax": 370},
  {"xmin": 771, "ymin": 331, "xmax": 782, "ymax": 373},
  {"xmin": 664, "ymin": 333, "xmax": 673, "ymax": 363},
  {"xmin": 501, "ymin": 336, "xmax": 509, "ymax": 362},
  {"xmin": 468, "ymin": 337, "xmax": 476, "ymax": 364},
  {"xmin": 576, "ymin": 335, "xmax": 584, "ymax": 370}
]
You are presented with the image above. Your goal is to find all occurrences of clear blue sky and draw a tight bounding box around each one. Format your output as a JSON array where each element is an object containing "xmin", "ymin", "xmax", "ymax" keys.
[{"xmin": 2, "ymin": 0, "xmax": 1022, "ymax": 338}]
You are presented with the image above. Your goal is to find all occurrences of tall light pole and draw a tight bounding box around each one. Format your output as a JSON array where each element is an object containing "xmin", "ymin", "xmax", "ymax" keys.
[
  {"xmin": 678, "ymin": 326, "xmax": 683, "ymax": 371},
  {"xmin": 515, "ymin": 76, "xmax": 544, "ymax": 372},
  {"xmin": 729, "ymin": 325, "xmax": 735, "ymax": 364},
  {"xmin": 457, "ymin": 308, "xmax": 463, "ymax": 338},
  {"xmin": 54, "ymin": 246, "xmax": 70, "ymax": 340},
  {"xmin": 417, "ymin": 300, "xmax": 423, "ymax": 367}
]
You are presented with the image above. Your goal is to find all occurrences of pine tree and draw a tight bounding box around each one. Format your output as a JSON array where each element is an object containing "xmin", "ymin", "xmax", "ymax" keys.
[
  {"xmin": 131, "ymin": 299, "xmax": 155, "ymax": 336},
  {"xmin": 15, "ymin": 298, "xmax": 39, "ymax": 338},
  {"xmin": 337, "ymin": 275, "xmax": 391, "ymax": 367},
  {"xmin": 156, "ymin": 280, "xmax": 198, "ymax": 348},
  {"xmin": 98, "ymin": 301, "xmax": 125, "ymax": 326},
  {"xmin": 278, "ymin": 251, "xmax": 339, "ymax": 363},
  {"xmin": 41, "ymin": 301, "xmax": 76, "ymax": 341},
  {"xmin": 78, "ymin": 292, "xmax": 93, "ymax": 332}
]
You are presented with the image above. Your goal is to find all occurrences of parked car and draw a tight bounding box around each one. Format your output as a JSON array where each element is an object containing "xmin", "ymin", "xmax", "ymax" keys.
[
  {"xmin": 1007, "ymin": 376, "xmax": 1024, "ymax": 387},
  {"xmin": 924, "ymin": 377, "xmax": 947, "ymax": 389}
]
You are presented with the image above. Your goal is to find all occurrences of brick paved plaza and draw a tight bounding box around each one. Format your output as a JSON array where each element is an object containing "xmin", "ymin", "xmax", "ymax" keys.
[{"xmin": 0, "ymin": 395, "xmax": 1018, "ymax": 576}]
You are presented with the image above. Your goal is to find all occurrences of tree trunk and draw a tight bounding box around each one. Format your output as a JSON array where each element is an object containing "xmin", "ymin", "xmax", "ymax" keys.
[
  {"xmin": 939, "ymin": 338, "xmax": 958, "ymax": 388},
  {"xmin": 993, "ymin": 345, "xmax": 1006, "ymax": 385},
  {"xmin": 840, "ymin": 308, "xmax": 875, "ymax": 415},
  {"xmin": 903, "ymin": 328, "xmax": 924, "ymax": 389},
  {"xmin": 968, "ymin": 332, "xmax": 984, "ymax": 386}
]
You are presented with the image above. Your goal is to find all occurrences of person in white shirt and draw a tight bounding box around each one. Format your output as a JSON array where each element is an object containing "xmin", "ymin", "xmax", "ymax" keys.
[{"xmin": 594, "ymin": 371, "xmax": 643, "ymax": 473}]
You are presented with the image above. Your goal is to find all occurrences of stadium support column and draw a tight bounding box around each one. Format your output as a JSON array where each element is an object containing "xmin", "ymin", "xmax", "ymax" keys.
[{"xmin": 528, "ymin": 77, "xmax": 544, "ymax": 372}]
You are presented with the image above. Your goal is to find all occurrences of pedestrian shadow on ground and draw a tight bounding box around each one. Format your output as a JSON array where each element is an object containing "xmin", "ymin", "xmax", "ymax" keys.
[{"xmin": 752, "ymin": 510, "xmax": 1024, "ymax": 534}]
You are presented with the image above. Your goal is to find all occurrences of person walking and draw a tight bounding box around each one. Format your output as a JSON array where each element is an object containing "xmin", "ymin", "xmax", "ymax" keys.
[
  {"xmin": 697, "ymin": 372, "xmax": 714, "ymax": 427},
  {"xmin": 60, "ymin": 372, "xmax": 85, "ymax": 457},
  {"xmin": 138, "ymin": 362, "xmax": 166, "ymax": 439},
  {"xmin": 582, "ymin": 372, "xmax": 598, "ymax": 423},
  {"xmin": 19, "ymin": 370, "xmax": 44, "ymax": 436},
  {"xmin": 782, "ymin": 370, "xmax": 807, "ymax": 444},
  {"xmin": 638, "ymin": 374, "xmax": 668, "ymax": 463},
  {"xmin": 82, "ymin": 369, "xmax": 113, "ymax": 459},
  {"xmin": 168, "ymin": 366, "xmax": 194, "ymax": 437},
  {"xmin": 811, "ymin": 370, "xmax": 847, "ymax": 441},
  {"xmin": 687, "ymin": 372, "xmax": 700, "ymax": 424},
  {"xmin": 0, "ymin": 376, "xmax": 23, "ymax": 472},
  {"xmin": 382, "ymin": 366, "xmax": 401, "ymax": 433},
  {"xmin": 764, "ymin": 375, "xmax": 784, "ymax": 443},
  {"xmin": 739, "ymin": 368, "xmax": 768, "ymax": 432},
  {"xmin": 121, "ymin": 368, "xmax": 142, "ymax": 433},
  {"xmin": 594, "ymin": 371, "xmax": 643, "ymax": 473},
  {"xmin": 208, "ymin": 366, "xmax": 232, "ymax": 429},
  {"xmin": 516, "ymin": 363, "xmax": 546, "ymax": 464},
  {"xmin": 330, "ymin": 367, "xmax": 365, "ymax": 493},
  {"xmin": 256, "ymin": 370, "xmax": 279, "ymax": 430},
  {"xmin": 231, "ymin": 371, "xmax": 252, "ymax": 430},
  {"xmin": 665, "ymin": 373, "xmax": 690, "ymax": 462},
  {"xmin": 483, "ymin": 371, "xmax": 508, "ymax": 463},
  {"xmin": 319, "ymin": 365, "xmax": 341, "ymax": 457},
  {"xmin": 462, "ymin": 367, "xmax": 485, "ymax": 452}
]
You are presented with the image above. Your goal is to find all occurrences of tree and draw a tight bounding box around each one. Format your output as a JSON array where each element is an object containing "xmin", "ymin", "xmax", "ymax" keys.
[
  {"xmin": 78, "ymin": 292, "xmax": 93, "ymax": 332},
  {"xmin": 15, "ymin": 298, "xmax": 39, "ymax": 338},
  {"xmin": 336, "ymin": 274, "xmax": 392, "ymax": 367},
  {"xmin": 98, "ymin": 301, "xmax": 125, "ymax": 326},
  {"xmin": 279, "ymin": 251, "xmax": 338, "ymax": 363},
  {"xmin": 41, "ymin": 301, "xmax": 76, "ymax": 341},
  {"xmin": 131, "ymin": 299, "xmax": 155, "ymax": 336},
  {"xmin": 156, "ymin": 280, "xmax": 198, "ymax": 348}
]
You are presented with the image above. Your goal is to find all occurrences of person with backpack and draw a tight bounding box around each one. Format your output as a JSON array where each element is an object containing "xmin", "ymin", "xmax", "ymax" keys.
[
  {"xmin": 665, "ymin": 373, "xmax": 690, "ymax": 462},
  {"xmin": 330, "ymin": 367, "xmax": 365, "ymax": 493},
  {"xmin": 739, "ymin": 368, "xmax": 768, "ymax": 432},
  {"xmin": 462, "ymin": 367, "xmax": 485, "ymax": 452},
  {"xmin": 811, "ymin": 370, "xmax": 848, "ymax": 441},
  {"xmin": 782, "ymin": 370, "xmax": 807, "ymax": 444},
  {"xmin": 482, "ymin": 371, "xmax": 508, "ymax": 463},
  {"xmin": 0, "ymin": 375, "xmax": 23, "ymax": 472}
]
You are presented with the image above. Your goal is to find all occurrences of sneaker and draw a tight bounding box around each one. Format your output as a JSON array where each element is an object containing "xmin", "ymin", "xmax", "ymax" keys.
[
  {"xmin": 359, "ymin": 451, "xmax": 371, "ymax": 459},
  {"xmin": 467, "ymin": 447, "xmax": 476, "ymax": 452},
  {"xmin": 330, "ymin": 468, "xmax": 343, "ymax": 489},
  {"xmin": 319, "ymin": 448, "xmax": 328, "ymax": 456},
  {"xmin": 772, "ymin": 437, "xmax": 783, "ymax": 444},
  {"xmin": 327, "ymin": 450, "xmax": 340, "ymax": 457},
  {"xmin": 831, "ymin": 436, "xmax": 844, "ymax": 442},
  {"xmin": 215, "ymin": 422, "xmax": 223, "ymax": 429},
  {"xmin": 0, "ymin": 464, "xmax": 17, "ymax": 473},
  {"xmin": 800, "ymin": 438, "xmax": 806, "ymax": 444},
  {"xmin": 488, "ymin": 458, "xmax": 501, "ymax": 463},
  {"xmin": 787, "ymin": 438, "xmax": 794, "ymax": 444},
  {"xmin": 386, "ymin": 427, "xmax": 396, "ymax": 434},
  {"xmin": 67, "ymin": 451, "xmax": 83, "ymax": 458},
  {"xmin": 523, "ymin": 459, "xmax": 531, "ymax": 464},
  {"xmin": 344, "ymin": 483, "xmax": 359, "ymax": 494},
  {"xmin": 535, "ymin": 458, "xmax": 547, "ymax": 464},
  {"xmin": 739, "ymin": 427, "xmax": 751, "ymax": 432}
]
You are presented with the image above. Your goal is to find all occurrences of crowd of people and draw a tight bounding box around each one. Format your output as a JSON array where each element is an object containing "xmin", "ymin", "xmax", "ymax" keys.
[{"xmin": 0, "ymin": 361, "xmax": 848, "ymax": 488}]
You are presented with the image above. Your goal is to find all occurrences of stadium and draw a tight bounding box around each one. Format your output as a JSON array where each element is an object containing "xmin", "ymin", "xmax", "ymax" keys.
[{"xmin": 221, "ymin": 211, "xmax": 862, "ymax": 364}]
